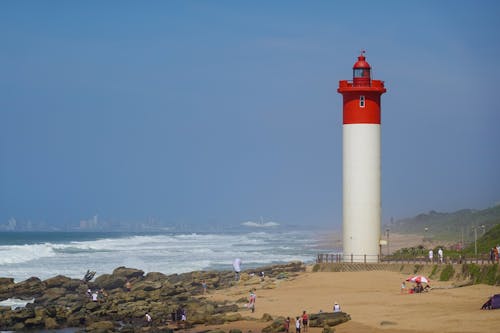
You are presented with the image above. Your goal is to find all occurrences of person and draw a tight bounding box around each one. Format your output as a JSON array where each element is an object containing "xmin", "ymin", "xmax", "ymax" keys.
[
  {"xmin": 438, "ymin": 248, "xmax": 443, "ymax": 264},
  {"xmin": 248, "ymin": 289, "xmax": 256, "ymax": 313},
  {"xmin": 284, "ymin": 316, "xmax": 290, "ymax": 333},
  {"xmin": 301, "ymin": 311, "xmax": 308, "ymax": 332},
  {"xmin": 181, "ymin": 308, "xmax": 186, "ymax": 322},
  {"xmin": 400, "ymin": 281, "xmax": 406, "ymax": 294},
  {"xmin": 428, "ymin": 249, "xmax": 434, "ymax": 263},
  {"xmin": 145, "ymin": 312, "xmax": 152, "ymax": 326},
  {"xmin": 496, "ymin": 245, "xmax": 500, "ymax": 262},
  {"xmin": 125, "ymin": 279, "xmax": 132, "ymax": 292},
  {"xmin": 233, "ymin": 258, "xmax": 242, "ymax": 281},
  {"xmin": 490, "ymin": 248, "xmax": 496, "ymax": 263},
  {"xmin": 259, "ymin": 271, "xmax": 265, "ymax": 281},
  {"xmin": 333, "ymin": 301, "xmax": 341, "ymax": 312},
  {"xmin": 295, "ymin": 316, "xmax": 301, "ymax": 333},
  {"xmin": 91, "ymin": 291, "xmax": 98, "ymax": 302},
  {"xmin": 201, "ymin": 280, "xmax": 207, "ymax": 294},
  {"xmin": 86, "ymin": 288, "xmax": 92, "ymax": 298}
]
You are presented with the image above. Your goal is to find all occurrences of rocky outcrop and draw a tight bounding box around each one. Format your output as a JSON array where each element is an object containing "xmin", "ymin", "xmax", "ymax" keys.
[{"xmin": 0, "ymin": 262, "xmax": 314, "ymax": 332}]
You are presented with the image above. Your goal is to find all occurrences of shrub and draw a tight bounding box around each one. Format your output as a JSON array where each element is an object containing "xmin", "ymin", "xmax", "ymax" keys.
[{"xmin": 439, "ymin": 264, "xmax": 455, "ymax": 281}]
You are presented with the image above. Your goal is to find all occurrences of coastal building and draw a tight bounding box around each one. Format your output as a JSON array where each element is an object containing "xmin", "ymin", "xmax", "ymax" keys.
[{"xmin": 338, "ymin": 52, "xmax": 386, "ymax": 262}]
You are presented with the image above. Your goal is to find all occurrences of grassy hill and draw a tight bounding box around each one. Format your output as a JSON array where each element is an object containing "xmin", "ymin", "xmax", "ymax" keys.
[
  {"xmin": 463, "ymin": 223, "xmax": 500, "ymax": 254},
  {"xmin": 388, "ymin": 204, "xmax": 500, "ymax": 244}
]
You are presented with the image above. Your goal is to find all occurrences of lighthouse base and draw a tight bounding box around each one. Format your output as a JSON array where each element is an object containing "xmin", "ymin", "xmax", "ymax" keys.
[{"xmin": 342, "ymin": 124, "xmax": 381, "ymax": 262}]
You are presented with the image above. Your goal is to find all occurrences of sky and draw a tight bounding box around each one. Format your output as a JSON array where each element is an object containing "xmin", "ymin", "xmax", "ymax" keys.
[{"xmin": 1, "ymin": 1, "xmax": 499, "ymax": 228}]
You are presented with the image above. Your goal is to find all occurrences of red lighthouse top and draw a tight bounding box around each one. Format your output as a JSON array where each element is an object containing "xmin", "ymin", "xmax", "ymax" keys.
[
  {"xmin": 352, "ymin": 51, "xmax": 371, "ymax": 86},
  {"xmin": 338, "ymin": 52, "xmax": 386, "ymax": 124}
]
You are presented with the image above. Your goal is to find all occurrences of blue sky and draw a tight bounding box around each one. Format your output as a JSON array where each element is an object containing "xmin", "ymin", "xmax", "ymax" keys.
[{"xmin": 1, "ymin": 1, "xmax": 499, "ymax": 227}]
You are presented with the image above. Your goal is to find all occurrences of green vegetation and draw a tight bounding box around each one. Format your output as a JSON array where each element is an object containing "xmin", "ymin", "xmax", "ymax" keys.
[
  {"xmin": 461, "ymin": 263, "xmax": 500, "ymax": 285},
  {"xmin": 439, "ymin": 264, "xmax": 455, "ymax": 281},
  {"xmin": 413, "ymin": 264, "xmax": 423, "ymax": 274},
  {"xmin": 429, "ymin": 265, "xmax": 438, "ymax": 279},
  {"xmin": 463, "ymin": 223, "xmax": 500, "ymax": 254},
  {"xmin": 388, "ymin": 204, "xmax": 500, "ymax": 241}
]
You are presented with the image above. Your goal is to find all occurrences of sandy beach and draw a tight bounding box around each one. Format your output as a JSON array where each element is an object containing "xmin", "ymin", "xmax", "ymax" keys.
[{"xmin": 199, "ymin": 268, "xmax": 500, "ymax": 333}]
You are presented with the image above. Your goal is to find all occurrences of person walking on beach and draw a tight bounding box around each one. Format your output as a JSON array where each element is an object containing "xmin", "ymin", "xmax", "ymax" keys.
[
  {"xmin": 233, "ymin": 258, "xmax": 242, "ymax": 281},
  {"xmin": 284, "ymin": 316, "xmax": 290, "ymax": 333},
  {"xmin": 438, "ymin": 248, "xmax": 443, "ymax": 264},
  {"xmin": 301, "ymin": 310, "xmax": 309, "ymax": 332},
  {"xmin": 295, "ymin": 316, "xmax": 301, "ymax": 333},
  {"xmin": 428, "ymin": 249, "xmax": 434, "ymax": 263},
  {"xmin": 248, "ymin": 289, "xmax": 256, "ymax": 313}
]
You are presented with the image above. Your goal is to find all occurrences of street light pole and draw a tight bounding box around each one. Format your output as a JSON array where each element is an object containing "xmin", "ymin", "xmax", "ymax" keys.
[
  {"xmin": 386, "ymin": 228, "xmax": 390, "ymax": 255},
  {"xmin": 473, "ymin": 225, "xmax": 486, "ymax": 257},
  {"xmin": 474, "ymin": 226, "xmax": 477, "ymax": 257}
]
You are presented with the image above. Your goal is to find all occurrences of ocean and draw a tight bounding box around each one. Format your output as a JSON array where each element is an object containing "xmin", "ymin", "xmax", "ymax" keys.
[{"xmin": 0, "ymin": 229, "xmax": 336, "ymax": 283}]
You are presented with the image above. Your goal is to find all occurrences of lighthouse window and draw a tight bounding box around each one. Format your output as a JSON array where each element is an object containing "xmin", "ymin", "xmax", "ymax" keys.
[
  {"xmin": 354, "ymin": 68, "xmax": 370, "ymax": 78},
  {"xmin": 359, "ymin": 96, "xmax": 365, "ymax": 108}
]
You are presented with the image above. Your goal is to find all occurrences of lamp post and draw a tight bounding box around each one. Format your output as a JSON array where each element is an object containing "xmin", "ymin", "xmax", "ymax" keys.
[
  {"xmin": 473, "ymin": 225, "xmax": 486, "ymax": 256},
  {"xmin": 386, "ymin": 228, "xmax": 390, "ymax": 255}
]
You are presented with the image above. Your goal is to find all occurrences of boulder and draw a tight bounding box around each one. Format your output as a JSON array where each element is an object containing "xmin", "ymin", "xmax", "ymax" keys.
[
  {"xmin": 309, "ymin": 312, "xmax": 351, "ymax": 327},
  {"xmin": 12, "ymin": 277, "xmax": 45, "ymax": 299},
  {"xmin": 85, "ymin": 320, "xmax": 115, "ymax": 332},
  {"xmin": 94, "ymin": 274, "xmax": 127, "ymax": 291},
  {"xmin": 112, "ymin": 267, "xmax": 145, "ymax": 280},
  {"xmin": 44, "ymin": 316, "xmax": 59, "ymax": 329},
  {"xmin": 44, "ymin": 275, "xmax": 72, "ymax": 288},
  {"xmin": 262, "ymin": 317, "xmax": 284, "ymax": 333}
]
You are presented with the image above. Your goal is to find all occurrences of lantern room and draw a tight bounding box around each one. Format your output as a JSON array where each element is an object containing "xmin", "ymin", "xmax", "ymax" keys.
[{"xmin": 353, "ymin": 51, "xmax": 371, "ymax": 87}]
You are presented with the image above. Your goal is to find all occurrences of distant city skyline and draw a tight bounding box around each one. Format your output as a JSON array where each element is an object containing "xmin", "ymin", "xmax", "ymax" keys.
[{"xmin": 1, "ymin": 1, "xmax": 499, "ymax": 228}]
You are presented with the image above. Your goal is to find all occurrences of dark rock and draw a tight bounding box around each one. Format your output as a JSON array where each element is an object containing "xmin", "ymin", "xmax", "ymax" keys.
[
  {"xmin": 112, "ymin": 267, "xmax": 144, "ymax": 280},
  {"xmin": 309, "ymin": 312, "xmax": 350, "ymax": 327},
  {"xmin": 262, "ymin": 318, "xmax": 284, "ymax": 333},
  {"xmin": 85, "ymin": 320, "xmax": 115, "ymax": 332},
  {"xmin": 261, "ymin": 313, "xmax": 273, "ymax": 321},
  {"xmin": 94, "ymin": 274, "xmax": 127, "ymax": 291},
  {"xmin": 44, "ymin": 275, "xmax": 72, "ymax": 288}
]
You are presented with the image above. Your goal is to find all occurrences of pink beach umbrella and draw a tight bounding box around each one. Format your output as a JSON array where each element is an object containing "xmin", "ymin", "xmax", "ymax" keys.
[{"xmin": 406, "ymin": 275, "xmax": 429, "ymax": 284}]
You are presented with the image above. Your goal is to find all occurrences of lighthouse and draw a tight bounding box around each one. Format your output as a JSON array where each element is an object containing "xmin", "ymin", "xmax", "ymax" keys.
[{"xmin": 337, "ymin": 52, "xmax": 386, "ymax": 262}]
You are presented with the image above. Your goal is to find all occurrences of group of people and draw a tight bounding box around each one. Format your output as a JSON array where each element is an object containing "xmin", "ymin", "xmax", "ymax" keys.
[
  {"xmin": 428, "ymin": 248, "xmax": 444, "ymax": 264},
  {"xmin": 283, "ymin": 311, "xmax": 309, "ymax": 333},
  {"xmin": 489, "ymin": 245, "xmax": 500, "ymax": 263},
  {"xmin": 143, "ymin": 307, "xmax": 187, "ymax": 327},
  {"xmin": 282, "ymin": 304, "xmax": 342, "ymax": 333},
  {"xmin": 86, "ymin": 287, "xmax": 108, "ymax": 302},
  {"xmin": 401, "ymin": 281, "xmax": 430, "ymax": 294}
]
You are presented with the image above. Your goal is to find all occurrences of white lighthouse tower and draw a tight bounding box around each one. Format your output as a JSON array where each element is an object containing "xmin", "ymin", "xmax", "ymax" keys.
[{"xmin": 337, "ymin": 52, "xmax": 386, "ymax": 262}]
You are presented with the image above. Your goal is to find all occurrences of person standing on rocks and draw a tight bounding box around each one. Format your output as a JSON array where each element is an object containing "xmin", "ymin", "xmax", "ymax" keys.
[
  {"xmin": 145, "ymin": 313, "xmax": 152, "ymax": 326},
  {"xmin": 125, "ymin": 279, "xmax": 132, "ymax": 292},
  {"xmin": 333, "ymin": 301, "xmax": 341, "ymax": 312},
  {"xmin": 201, "ymin": 280, "xmax": 207, "ymax": 294},
  {"xmin": 233, "ymin": 258, "xmax": 242, "ymax": 281}
]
